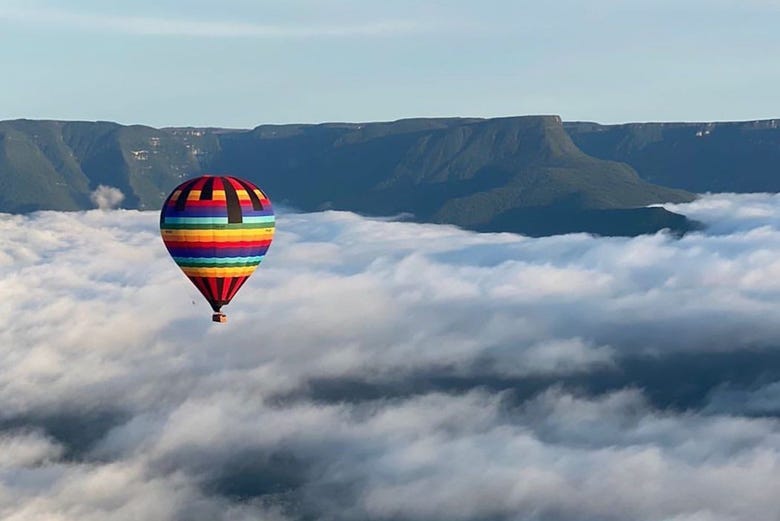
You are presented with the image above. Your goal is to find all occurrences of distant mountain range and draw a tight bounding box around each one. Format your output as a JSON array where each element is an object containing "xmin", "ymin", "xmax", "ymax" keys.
[
  {"xmin": 565, "ymin": 119, "xmax": 780, "ymax": 193},
  {"xmin": 4, "ymin": 115, "xmax": 776, "ymax": 236}
]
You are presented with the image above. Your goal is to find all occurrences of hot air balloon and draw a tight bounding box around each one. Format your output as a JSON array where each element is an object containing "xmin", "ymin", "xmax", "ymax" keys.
[{"xmin": 160, "ymin": 175, "xmax": 275, "ymax": 323}]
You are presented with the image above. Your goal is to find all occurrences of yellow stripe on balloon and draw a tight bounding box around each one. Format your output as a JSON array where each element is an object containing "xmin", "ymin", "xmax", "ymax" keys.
[
  {"xmin": 161, "ymin": 228, "xmax": 274, "ymax": 241},
  {"xmin": 181, "ymin": 190, "xmax": 229, "ymax": 201},
  {"xmin": 181, "ymin": 266, "xmax": 260, "ymax": 277}
]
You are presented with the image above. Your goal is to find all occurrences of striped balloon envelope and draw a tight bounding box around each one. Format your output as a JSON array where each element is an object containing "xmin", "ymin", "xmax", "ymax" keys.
[{"xmin": 159, "ymin": 175, "xmax": 275, "ymax": 323}]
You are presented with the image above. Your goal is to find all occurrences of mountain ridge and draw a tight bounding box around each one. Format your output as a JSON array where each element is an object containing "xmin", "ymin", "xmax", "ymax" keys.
[
  {"xmin": 565, "ymin": 119, "xmax": 780, "ymax": 193},
  {"xmin": 0, "ymin": 115, "xmax": 700, "ymax": 236}
]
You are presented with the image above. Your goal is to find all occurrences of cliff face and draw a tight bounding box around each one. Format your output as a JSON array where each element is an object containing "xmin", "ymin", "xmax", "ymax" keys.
[
  {"xmin": 213, "ymin": 116, "xmax": 694, "ymax": 235},
  {"xmin": 565, "ymin": 119, "xmax": 780, "ymax": 192},
  {"xmin": 0, "ymin": 116, "xmax": 697, "ymax": 236},
  {"xmin": 0, "ymin": 120, "xmax": 212, "ymax": 212}
]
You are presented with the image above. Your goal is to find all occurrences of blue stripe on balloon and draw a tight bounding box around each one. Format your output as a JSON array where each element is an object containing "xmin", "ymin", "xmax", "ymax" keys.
[
  {"xmin": 241, "ymin": 216, "xmax": 276, "ymax": 223},
  {"xmin": 173, "ymin": 256, "xmax": 264, "ymax": 265},
  {"xmin": 164, "ymin": 217, "xmax": 230, "ymax": 224},
  {"xmin": 166, "ymin": 246, "xmax": 271, "ymax": 258}
]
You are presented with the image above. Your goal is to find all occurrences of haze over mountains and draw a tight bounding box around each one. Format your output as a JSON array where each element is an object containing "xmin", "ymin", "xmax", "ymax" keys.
[{"xmin": 2, "ymin": 115, "xmax": 778, "ymax": 236}]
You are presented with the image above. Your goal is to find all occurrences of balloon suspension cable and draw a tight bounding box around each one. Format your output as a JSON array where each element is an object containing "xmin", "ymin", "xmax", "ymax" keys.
[{"xmin": 212, "ymin": 312, "xmax": 227, "ymax": 323}]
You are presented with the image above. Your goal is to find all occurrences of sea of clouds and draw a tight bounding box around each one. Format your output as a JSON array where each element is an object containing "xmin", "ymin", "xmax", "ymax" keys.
[{"xmin": 2, "ymin": 193, "xmax": 780, "ymax": 520}]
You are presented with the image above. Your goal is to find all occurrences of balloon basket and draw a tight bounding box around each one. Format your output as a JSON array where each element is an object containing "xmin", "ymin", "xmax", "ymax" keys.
[{"xmin": 212, "ymin": 313, "xmax": 227, "ymax": 323}]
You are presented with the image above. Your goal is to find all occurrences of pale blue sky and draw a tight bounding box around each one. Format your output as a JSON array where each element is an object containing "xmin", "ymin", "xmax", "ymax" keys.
[{"xmin": 1, "ymin": 0, "xmax": 778, "ymax": 127}]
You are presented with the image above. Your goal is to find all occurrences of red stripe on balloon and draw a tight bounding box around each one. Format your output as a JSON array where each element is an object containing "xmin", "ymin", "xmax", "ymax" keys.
[
  {"xmin": 172, "ymin": 199, "xmax": 225, "ymax": 208},
  {"xmin": 162, "ymin": 240, "xmax": 272, "ymax": 249},
  {"xmin": 225, "ymin": 177, "xmax": 244, "ymax": 191},
  {"xmin": 206, "ymin": 277, "xmax": 219, "ymax": 299},
  {"xmin": 187, "ymin": 276, "xmax": 210, "ymax": 301},
  {"xmin": 227, "ymin": 276, "xmax": 247, "ymax": 301},
  {"xmin": 192, "ymin": 177, "xmax": 208, "ymax": 191},
  {"xmin": 220, "ymin": 277, "xmax": 232, "ymax": 301}
]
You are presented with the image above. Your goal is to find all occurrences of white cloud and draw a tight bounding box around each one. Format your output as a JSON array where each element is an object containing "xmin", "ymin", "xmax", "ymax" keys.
[
  {"xmin": 90, "ymin": 185, "xmax": 125, "ymax": 210},
  {"xmin": 1, "ymin": 194, "xmax": 780, "ymax": 519},
  {"xmin": 0, "ymin": 431, "xmax": 62, "ymax": 468}
]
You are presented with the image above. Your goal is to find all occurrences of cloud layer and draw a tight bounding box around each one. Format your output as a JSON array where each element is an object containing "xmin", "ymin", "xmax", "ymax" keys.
[{"xmin": 2, "ymin": 194, "xmax": 780, "ymax": 520}]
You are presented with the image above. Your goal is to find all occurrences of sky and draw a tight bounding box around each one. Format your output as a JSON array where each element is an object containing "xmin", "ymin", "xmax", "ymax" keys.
[
  {"xmin": 3, "ymin": 194, "xmax": 780, "ymax": 520},
  {"xmin": 0, "ymin": 0, "xmax": 779, "ymax": 127}
]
